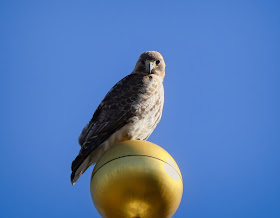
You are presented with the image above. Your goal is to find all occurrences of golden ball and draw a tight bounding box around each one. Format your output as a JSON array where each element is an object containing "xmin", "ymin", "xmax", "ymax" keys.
[{"xmin": 90, "ymin": 140, "xmax": 183, "ymax": 218}]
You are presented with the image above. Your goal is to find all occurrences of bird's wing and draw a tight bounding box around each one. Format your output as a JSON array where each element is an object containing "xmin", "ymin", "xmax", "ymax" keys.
[{"xmin": 71, "ymin": 74, "xmax": 144, "ymax": 184}]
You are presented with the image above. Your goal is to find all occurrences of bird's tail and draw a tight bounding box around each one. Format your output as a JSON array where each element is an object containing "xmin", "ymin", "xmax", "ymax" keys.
[
  {"xmin": 71, "ymin": 145, "xmax": 105, "ymax": 185},
  {"xmin": 71, "ymin": 154, "xmax": 93, "ymax": 185}
]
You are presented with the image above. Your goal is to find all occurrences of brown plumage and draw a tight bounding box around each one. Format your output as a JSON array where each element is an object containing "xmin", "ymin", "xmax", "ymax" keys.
[{"xmin": 71, "ymin": 51, "xmax": 166, "ymax": 185}]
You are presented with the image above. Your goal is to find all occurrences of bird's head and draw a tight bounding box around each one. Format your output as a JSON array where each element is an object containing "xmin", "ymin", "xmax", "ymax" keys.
[{"xmin": 132, "ymin": 51, "xmax": 166, "ymax": 80}]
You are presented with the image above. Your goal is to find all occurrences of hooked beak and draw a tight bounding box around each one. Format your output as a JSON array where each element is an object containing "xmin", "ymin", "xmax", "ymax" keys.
[{"xmin": 146, "ymin": 61, "xmax": 156, "ymax": 74}]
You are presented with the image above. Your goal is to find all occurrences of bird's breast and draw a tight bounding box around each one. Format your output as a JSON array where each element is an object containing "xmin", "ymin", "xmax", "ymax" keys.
[{"xmin": 126, "ymin": 75, "xmax": 164, "ymax": 140}]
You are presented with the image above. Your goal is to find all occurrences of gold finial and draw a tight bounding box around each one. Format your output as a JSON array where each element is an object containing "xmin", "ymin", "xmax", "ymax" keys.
[{"xmin": 90, "ymin": 140, "xmax": 183, "ymax": 218}]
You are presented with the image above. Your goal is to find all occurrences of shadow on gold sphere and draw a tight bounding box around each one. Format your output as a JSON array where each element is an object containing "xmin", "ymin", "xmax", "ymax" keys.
[{"xmin": 90, "ymin": 140, "xmax": 183, "ymax": 218}]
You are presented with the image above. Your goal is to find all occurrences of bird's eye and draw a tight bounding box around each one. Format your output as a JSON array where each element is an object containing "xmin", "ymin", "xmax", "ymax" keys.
[
  {"xmin": 141, "ymin": 60, "xmax": 145, "ymax": 65},
  {"xmin": 156, "ymin": 59, "xmax": 161, "ymax": 65}
]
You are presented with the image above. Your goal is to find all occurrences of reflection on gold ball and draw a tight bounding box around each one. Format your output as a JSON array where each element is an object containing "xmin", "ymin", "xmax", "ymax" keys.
[{"xmin": 90, "ymin": 140, "xmax": 183, "ymax": 218}]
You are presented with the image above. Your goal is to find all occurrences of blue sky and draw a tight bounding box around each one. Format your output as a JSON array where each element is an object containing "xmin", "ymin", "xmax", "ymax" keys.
[{"xmin": 1, "ymin": 0, "xmax": 280, "ymax": 217}]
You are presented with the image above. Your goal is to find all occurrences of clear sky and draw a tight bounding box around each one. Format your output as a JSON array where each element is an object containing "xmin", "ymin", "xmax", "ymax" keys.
[{"xmin": 1, "ymin": 0, "xmax": 280, "ymax": 217}]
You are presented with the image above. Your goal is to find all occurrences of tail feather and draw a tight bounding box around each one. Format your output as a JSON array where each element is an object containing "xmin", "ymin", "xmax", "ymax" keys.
[
  {"xmin": 71, "ymin": 154, "xmax": 92, "ymax": 185},
  {"xmin": 71, "ymin": 144, "xmax": 106, "ymax": 185}
]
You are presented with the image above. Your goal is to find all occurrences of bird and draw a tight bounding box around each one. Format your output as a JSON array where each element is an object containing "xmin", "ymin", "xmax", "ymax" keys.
[{"xmin": 71, "ymin": 51, "xmax": 166, "ymax": 185}]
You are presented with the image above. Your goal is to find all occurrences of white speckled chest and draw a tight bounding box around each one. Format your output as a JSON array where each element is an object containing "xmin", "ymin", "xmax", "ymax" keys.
[{"xmin": 126, "ymin": 74, "xmax": 164, "ymax": 140}]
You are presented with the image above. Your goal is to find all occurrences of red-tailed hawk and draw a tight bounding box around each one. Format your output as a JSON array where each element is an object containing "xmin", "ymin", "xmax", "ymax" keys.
[{"xmin": 71, "ymin": 51, "xmax": 166, "ymax": 185}]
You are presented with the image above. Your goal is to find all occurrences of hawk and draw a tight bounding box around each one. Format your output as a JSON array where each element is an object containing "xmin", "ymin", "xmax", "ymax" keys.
[{"xmin": 71, "ymin": 51, "xmax": 166, "ymax": 185}]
